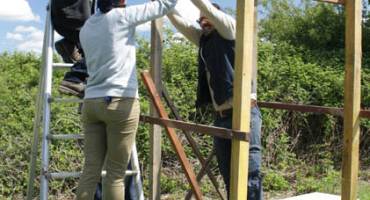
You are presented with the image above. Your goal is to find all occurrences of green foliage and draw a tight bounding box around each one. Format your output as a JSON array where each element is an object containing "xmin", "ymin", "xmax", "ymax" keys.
[
  {"xmin": 0, "ymin": 52, "xmax": 41, "ymax": 197},
  {"xmin": 2, "ymin": 1, "xmax": 370, "ymax": 196},
  {"xmin": 160, "ymin": 173, "xmax": 188, "ymax": 194},
  {"xmin": 263, "ymin": 170, "xmax": 290, "ymax": 191},
  {"xmin": 296, "ymin": 168, "xmax": 340, "ymax": 194},
  {"xmin": 359, "ymin": 181, "xmax": 370, "ymax": 200},
  {"xmin": 260, "ymin": 1, "xmax": 346, "ymax": 51}
]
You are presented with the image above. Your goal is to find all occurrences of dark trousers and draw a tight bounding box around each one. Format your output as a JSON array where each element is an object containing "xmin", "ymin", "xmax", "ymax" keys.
[{"xmin": 213, "ymin": 106, "xmax": 263, "ymax": 200}]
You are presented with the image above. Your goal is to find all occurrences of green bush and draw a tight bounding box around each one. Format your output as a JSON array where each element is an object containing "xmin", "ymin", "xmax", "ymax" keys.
[
  {"xmin": 1, "ymin": 12, "xmax": 370, "ymax": 196},
  {"xmin": 263, "ymin": 170, "xmax": 290, "ymax": 191}
]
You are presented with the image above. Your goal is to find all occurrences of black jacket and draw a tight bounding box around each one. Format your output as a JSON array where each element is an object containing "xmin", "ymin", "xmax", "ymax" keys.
[
  {"xmin": 196, "ymin": 30, "xmax": 235, "ymax": 108},
  {"xmin": 51, "ymin": 0, "xmax": 92, "ymax": 43}
]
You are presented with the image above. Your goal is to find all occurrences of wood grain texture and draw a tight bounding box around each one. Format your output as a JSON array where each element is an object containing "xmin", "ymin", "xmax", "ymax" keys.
[
  {"xmin": 342, "ymin": 0, "xmax": 362, "ymax": 199},
  {"xmin": 230, "ymin": 0, "xmax": 256, "ymax": 199},
  {"xmin": 149, "ymin": 16, "xmax": 163, "ymax": 200}
]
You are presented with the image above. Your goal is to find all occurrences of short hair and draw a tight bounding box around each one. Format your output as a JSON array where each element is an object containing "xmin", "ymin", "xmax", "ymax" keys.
[
  {"xmin": 212, "ymin": 3, "xmax": 221, "ymax": 10},
  {"xmin": 98, "ymin": 0, "xmax": 126, "ymax": 13},
  {"xmin": 97, "ymin": 0, "xmax": 113, "ymax": 13}
]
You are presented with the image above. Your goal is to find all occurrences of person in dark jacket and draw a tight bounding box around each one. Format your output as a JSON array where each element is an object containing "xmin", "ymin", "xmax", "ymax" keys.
[
  {"xmin": 51, "ymin": 0, "xmax": 92, "ymax": 97},
  {"xmin": 168, "ymin": 1, "xmax": 263, "ymax": 199}
]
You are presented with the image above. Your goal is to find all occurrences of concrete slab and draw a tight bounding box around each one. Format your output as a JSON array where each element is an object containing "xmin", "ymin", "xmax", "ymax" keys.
[{"xmin": 280, "ymin": 192, "xmax": 340, "ymax": 200}]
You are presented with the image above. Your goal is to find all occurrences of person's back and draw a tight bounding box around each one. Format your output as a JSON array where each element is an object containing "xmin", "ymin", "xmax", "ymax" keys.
[
  {"xmin": 80, "ymin": 9, "xmax": 138, "ymax": 99},
  {"xmin": 80, "ymin": 0, "xmax": 178, "ymax": 99},
  {"xmin": 76, "ymin": 0, "xmax": 177, "ymax": 199}
]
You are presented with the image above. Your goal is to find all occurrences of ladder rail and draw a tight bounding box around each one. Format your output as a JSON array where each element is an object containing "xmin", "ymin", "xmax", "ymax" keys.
[
  {"xmin": 129, "ymin": 143, "xmax": 145, "ymax": 200},
  {"xmin": 39, "ymin": 4, "xmax": 54, "ymax": 199},
  {"xmin": 26, "ymin": 3, "xmax": 53, "ymax": 199}
]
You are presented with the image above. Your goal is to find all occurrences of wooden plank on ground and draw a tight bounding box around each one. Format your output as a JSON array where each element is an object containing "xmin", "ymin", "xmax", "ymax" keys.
[
  {"xmin": 230, "ymin": 0, "xmax": 256, "ymax": 199},
  {"xmin": 342, "ymin": 0, "xmax": 362, "ymax": 199},
  {"xmin": 149, "ymin": 15, "xmax": 163, "ymax": 200},
  {"xmin": 141, "ymin": 71, "xmax": 203, "ymax": 200}
]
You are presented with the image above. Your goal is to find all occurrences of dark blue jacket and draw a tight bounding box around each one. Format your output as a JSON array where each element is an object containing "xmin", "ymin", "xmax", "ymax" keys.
[
  {"xmin": 196, "ymin": 31, "xmax": 235, "ymax": 108},
  {"xmin": 51, "ymin": 0, "xmax": 92, "ymax": 43}
]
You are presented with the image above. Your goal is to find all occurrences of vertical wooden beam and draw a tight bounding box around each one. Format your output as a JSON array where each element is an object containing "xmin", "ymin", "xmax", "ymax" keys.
[
  {"xmin": 342, "ymin": 0, "xmax": 362, "ymax": 199},
  {"xmin": 149, "ymin": 17, "xmax": 163, "ymax": 200},
  {"xmin": 230, "ymin": 0, "xmax": 256, "ymax": 199}
]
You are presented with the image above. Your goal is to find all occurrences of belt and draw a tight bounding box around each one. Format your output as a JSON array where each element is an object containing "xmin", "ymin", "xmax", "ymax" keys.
[{"xmin": 216, "ymin": 100, "xmax": 257, "ymax": 118}]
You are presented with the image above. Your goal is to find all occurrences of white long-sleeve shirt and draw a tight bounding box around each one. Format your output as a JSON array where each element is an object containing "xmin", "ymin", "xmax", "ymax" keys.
[
  {"xmin": 80, "ymin": 0, "xmax": 177, "ymax": 99},
  {"xmin": 167, "ymin": 0, "xmax": 257, "ymax": 111}
]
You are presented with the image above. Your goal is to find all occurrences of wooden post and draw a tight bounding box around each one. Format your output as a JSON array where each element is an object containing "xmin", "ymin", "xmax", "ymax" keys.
[
  {"xmin": 149, "ymin": 17, "xmax": 163, "ymax": 200},
  {"xmin": 342, "ymin": 0, "xmax": 362, "ymax": 199},
  {"xmin": 230, "ymin": 0, "xmax": 256, "ymax": 199}
]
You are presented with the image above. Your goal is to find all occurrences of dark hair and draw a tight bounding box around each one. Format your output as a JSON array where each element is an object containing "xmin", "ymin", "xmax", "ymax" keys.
[
  {"xmin": 98, "ymin": 0, "xmax": 125, "ymax": 13},
  {"xmin": 212, "ymin": 3, "xmax": 221, "ymax": 10},
  {"xmin": 112, "ymin": 0, "xmax": 126, "ymax": 7},
  {"xmin": 97, "ymin": 0, "xmax": 113, "ymax": 13}
]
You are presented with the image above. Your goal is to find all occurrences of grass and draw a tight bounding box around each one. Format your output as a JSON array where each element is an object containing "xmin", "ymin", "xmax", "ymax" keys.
[{"xmin": 359, "ymin": 181, "xmax": 370, "ymax": 200}]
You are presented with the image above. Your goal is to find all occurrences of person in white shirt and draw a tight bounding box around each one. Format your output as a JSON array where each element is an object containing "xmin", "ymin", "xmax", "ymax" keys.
[
  {"xmin": 76, "ymin": 0, "xmax": 177, "ymax": 199},
  {"xmin": 167, "ymin": 1, "xmax": 263, "ymax": 199}
]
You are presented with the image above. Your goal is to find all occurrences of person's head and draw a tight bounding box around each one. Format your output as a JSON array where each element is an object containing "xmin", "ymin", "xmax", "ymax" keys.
[
  {"xmin": 98, "ymin": 0, "xmax": 126, "ymax": 13},
  {"xmin": 197, "ymin": 3, "xmax": 221, "ymax": 32}
]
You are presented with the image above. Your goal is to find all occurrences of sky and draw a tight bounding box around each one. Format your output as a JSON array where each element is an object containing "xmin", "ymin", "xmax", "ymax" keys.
[{"xmin": 0, "ymin": 0, "xmax": 235, "ymax": 54}]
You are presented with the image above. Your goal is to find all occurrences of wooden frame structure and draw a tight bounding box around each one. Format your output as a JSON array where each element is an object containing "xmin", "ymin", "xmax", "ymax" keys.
[{"xmin": 146, "ymin": 0, "xmax": 363, "ymax": 199}]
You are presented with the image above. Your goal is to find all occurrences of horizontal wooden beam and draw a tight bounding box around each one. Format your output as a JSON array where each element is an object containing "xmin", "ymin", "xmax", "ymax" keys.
[
  {"xmin": 140, "ymin": 115, "xmax": 249, "ymax": 141},
  {"xmin": 314, "ymin": 0, "xmax": 345, "ymax": 5}
]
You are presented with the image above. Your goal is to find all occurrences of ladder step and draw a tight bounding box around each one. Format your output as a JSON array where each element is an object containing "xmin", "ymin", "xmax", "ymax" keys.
[
  {"xmin": 53, "ymin": 63, "xmax": 73, "ymax": 68},
  {"xmin": 49, "ymin": 97, "xmax": 83, "ymax": 103},
  {"xmin": 49, "ymin": 172, "xmax": 81, "ymax": 179},
  {"xmin": 48, "ymin": 170, "xmax": 138, "ymax": 179},
  {"xmin": 48, "ymin": 134, "xmax": 84, "ymax": 140}
]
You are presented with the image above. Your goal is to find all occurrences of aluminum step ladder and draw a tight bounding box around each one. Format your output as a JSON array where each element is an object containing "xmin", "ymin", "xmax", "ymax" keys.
[{"xmin": 26, "ymin": 2, "xmax": 144, "ymax": 200}]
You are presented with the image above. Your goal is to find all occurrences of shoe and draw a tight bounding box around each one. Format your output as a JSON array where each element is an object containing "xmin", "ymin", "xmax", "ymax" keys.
[
  {"xmin": 55, "ymin": 39, "xmax": 82, "ymax": 63},
  {"xmin": 58, "ymin": 80, "xmax": 85, "ymax": 98}
]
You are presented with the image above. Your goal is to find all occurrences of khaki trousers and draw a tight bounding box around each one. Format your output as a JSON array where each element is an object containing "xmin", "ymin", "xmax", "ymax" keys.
[{"xmin": 76, "ymin": 97, "xmax": 140, "ymax": 200}]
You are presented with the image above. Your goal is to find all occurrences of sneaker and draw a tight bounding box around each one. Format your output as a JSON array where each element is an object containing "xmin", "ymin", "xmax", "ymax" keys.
[
  {"xmin": 58, "ymin": 80, "xmax": 85, "ymax": 98},
  {"xmin": 55, "ymin": 39, "xmax": 82, "ymax": 63}
]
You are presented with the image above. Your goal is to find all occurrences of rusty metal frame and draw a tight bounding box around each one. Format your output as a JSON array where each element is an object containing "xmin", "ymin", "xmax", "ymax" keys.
[
  {"xmin": 258, "ymin": 101, "xmax": 370, "ymax": 119},
  {"xmin": 141, "ymin": 71, "xmax": 203, "ymax": 199},
  {"xmin": 161, "ymin": 87, "xmax": 225, "ymax": 200},
  {"xmin": 140, "ymin": 116, "xmax": 249, "ymax": 141}
]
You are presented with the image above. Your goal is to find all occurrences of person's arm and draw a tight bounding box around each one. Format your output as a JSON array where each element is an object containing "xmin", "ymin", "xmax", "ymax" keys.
[
  {"xmin": 167, "ymin": 10, "xmax": 202, "ymax": 46},
  {"xmin": 191, "ymin": 0, "xmax": 235, "ymax": 40},
  {"xmin": 119, "ymin": 0, "xmax": 178, "ymax": 27}
]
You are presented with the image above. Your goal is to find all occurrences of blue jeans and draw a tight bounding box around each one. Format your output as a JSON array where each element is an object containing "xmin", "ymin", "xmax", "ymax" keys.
[{"xmin": 213, "ymin": 106, "xmax": 263, "ymax": 200}]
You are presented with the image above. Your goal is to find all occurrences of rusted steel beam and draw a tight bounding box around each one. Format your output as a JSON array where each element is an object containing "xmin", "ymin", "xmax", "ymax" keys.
[
  {"xmin": 140, "ymin": 115, "xmax": 249, "ymax": 141},
  {"xmin": 360, "ymin": 110, "xmax": 370, "ymax": 118},
  {"xmin": 315, "ymin": 0, "xmax": 345, "ymax": 5},
  {"xmin": 141, "ymin": 71, "xmax": 203, "ymax": 200},
  {"xmin": 258, "ymin": 102, "xmax": 370, "ymax": 119},
  {"xmin": 161, "ymin": 87, "xmax": 225, "ymax": 200},
  {"xmin": 185, "ymin": 149, "xmax": 225, "ymax": 200},
  {"xmin": 258, "ymin": 102, "xmax": 344, "ymax": 117}
]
